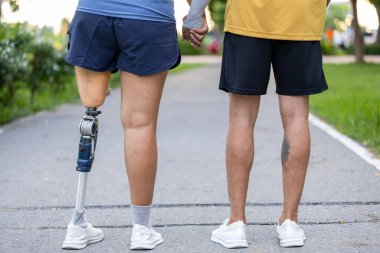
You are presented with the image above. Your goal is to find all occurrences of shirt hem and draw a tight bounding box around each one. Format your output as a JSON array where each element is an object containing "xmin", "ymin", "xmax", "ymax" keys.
[
  {"xmin": 225, "ymin": 25, "xmax": 322, "ymax": 41},
  {"xmin": 76, "ymin": 8, "xmax": 176, "ymax": 23}
]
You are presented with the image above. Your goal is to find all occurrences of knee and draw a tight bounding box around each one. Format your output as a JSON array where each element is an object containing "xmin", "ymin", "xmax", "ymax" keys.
[
  {"xmin": 229, "ymin": 94, "xmax": 260, "ymax": 128},
  {"xmin": 281, "ymin": 112, "xmax": 309, "ymax": 130},
  {"xmin": 81, "ymin": 96, "xmax": 106, "ymax": 108},
  {"xmin": 121, "ymin": 111, "xmax": 154, "ymax": 130}
]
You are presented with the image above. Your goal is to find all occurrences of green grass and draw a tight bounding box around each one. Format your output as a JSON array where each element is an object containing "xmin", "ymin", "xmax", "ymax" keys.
[
  {"xmin": 0, "ymin": 77, "xmax": 79, "ymax": 125},
  {"xmin": 0, "ymin": 63, "xmax": 204, "ymax": 126},
  {"xmin": 310, "ymin": 63, "xmax": 380, "ymax": 155}
]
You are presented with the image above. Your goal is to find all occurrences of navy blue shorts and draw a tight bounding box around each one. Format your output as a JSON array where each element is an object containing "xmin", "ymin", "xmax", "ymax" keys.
[
  {"xmin": 66, "ymin": 11, "xmax": 181, "ymax": 75},
  {"xmin": 220, "ymin": 32, "xmax": 328, "ymax": 96}
]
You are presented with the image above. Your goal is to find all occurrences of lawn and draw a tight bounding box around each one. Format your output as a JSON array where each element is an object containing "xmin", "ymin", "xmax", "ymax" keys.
[{"xmin": 310, "ymin": 63, "xmax": 380, "ymax": 155}]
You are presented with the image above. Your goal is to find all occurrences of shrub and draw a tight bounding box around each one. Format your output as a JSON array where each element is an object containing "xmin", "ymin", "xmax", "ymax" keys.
[
  {"xmin": 320, "ymin": 40, "xmax": 347, "ymax": 55},
  {"xmin": 0, "ymin": 22, "xmax": 75, "ymax": 125},
  {"xmin": 177, "ymin": 35, "xmax": 204, "ymax": 55},
  {"xmin": 365, "ymin": 44, "xmax": 380, "ymax": 55}
]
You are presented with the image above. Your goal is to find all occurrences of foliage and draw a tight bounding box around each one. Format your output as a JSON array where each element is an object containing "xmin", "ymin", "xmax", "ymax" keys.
[
  {"xmin": 325, "ymin": 4, "xmax": 351, "ymax": 31},
  {"xmin": 0, "ymin": 23, "xmax": 31, "ymax": 105},
  {"xmin": 0, "ymin": 22, "xmax": 75, "ymax": 125},
  {"xmin": 320, "ymin": 39, "xmax": 347, "ymax": 55},
  {"xmin": 369, "ymin": 0, "xmax": 380, "ymax": 9},
  {"xmin": 0, "ymin": 0, "xmax": 19, "ymax": 18},
  {"xmin": 368, "ymin": 0, "xmax": 380, "ymax": 44},
  {"xmin": 310, "ymin": 64, "xmax": 380, "ymax": 155},
  {"xmin": 178, "ymin": 35, "xmax": 204, "ymax": 55},
  {"xmin": 208, "ymin": 0, "xmax": 226, "ymax": 30},
  {"xmin": 364, "ymin": 44, "xmax": 380, "ymax": 54}
]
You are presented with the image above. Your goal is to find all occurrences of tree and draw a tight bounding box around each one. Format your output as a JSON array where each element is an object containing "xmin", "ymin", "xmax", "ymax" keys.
[
  {"xmin": 0, "ymin": 0, "xmax": 19, "ymax": 21},
  {"xmin": 208, "ymin": 0, "xmax": 226, "ymax": 30},
  {"xmin": 0, "ymin": 23, "xmax": 30, "ymax": 105},
  {"xmin": 325, "ymin": 4, "xmax": 351, "ymax": 31},
  {"xmin": 351, "ymin": 0, "xmax": 365, "ymax": 63},
  {"xmin": 369, "ymin": 0, "xmax": 380, "ymax": 44}
]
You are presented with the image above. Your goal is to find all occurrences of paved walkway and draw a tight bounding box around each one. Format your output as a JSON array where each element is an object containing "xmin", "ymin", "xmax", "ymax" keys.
[{"xmin": 0, "ymin": 65, "xmax": 379, "ymax": 253}]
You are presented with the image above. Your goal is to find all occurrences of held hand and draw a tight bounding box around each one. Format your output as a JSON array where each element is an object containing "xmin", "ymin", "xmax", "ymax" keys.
[
  {"xmin": 189, "ymin": 14, "xmax": 209, "ymax": 48},
  {"xmin": 182, "ymin": 15, "xmax": 192, "ymax": 41}
]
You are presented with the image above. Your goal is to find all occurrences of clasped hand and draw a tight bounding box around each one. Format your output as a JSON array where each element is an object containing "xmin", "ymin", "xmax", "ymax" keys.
[{"xmin": 182, "ymin": 14, "xmax": 209, "ymax": 48}]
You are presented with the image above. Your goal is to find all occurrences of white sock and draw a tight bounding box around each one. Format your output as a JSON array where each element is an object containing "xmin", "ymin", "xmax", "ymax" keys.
[{"xmin": 131, "ymin": 204, "xmax": 152, "ymax": 228}]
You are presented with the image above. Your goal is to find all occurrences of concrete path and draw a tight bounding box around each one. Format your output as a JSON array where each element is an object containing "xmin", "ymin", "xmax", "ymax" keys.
[{"xmin": 0, "ymin": 65, "xmax": 379, "ymax": 253}]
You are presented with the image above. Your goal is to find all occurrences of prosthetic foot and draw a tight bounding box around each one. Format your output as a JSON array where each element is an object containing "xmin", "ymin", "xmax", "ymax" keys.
[{"xmin": 62, "ymin": 107, "xmax": 104, "ymax": 250}]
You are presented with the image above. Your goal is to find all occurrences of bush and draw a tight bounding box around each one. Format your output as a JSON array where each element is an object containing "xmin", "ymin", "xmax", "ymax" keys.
[
  {"xmin": 177, "ymin": 35, "xmax": 204, "ymax": 55},
  {"xmin": 0, "ymin": 22, "xmax": 75, "ymax": 125},
  {"xmin": 365, "ymin": 44, "xmax": 380, "ymax": 55},
  {"xmin": 0, "ymin": 23, "xmax": 31, "ymax": 106},
  {"xmin": 320, "ymin": 40, "xmax": 347, "ymax": 55}
]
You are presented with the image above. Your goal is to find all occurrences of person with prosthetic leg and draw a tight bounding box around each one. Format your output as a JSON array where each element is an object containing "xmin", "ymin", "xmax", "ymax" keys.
[{"xmin": 62, "ymin": 0, "xmax": 208, "ymax": 251}]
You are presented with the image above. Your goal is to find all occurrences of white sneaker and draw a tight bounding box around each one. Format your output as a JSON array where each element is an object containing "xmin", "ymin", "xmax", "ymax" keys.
[
  {"xmin": 277, "ymin": 219, "xmax": 306, "ymax": 247},
  {"xmin": 62, "ymin": 222, "xmax": 104, "ymax": 249},
  {"xmin": 130, "ymin": 224, "xmax": 163, "ymax": 250},
  {"xmin": 211, "ymin": 219, "xmax": 248, "ymax": 249}
]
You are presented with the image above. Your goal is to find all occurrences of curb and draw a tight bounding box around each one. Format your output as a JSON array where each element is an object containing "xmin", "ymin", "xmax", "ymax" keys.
[{"xmin": 309, "ymin": 113, "xmax": 380, "ymax": 171}]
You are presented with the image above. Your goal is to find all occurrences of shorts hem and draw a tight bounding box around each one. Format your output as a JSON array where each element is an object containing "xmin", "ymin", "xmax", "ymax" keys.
[
  {"xmin": 66, "ymin": 50, "xmax": 181, "ymax": 76},
  {"xmin": 219, "ymin": 86, "xmax": 267, "ymax": 95},
  {"xmin": 118, "ymin": 50, "xmax": 181, "ymax": 76},
  {"xmin": 276, "ymin": 86, "xmax": 328, "ymax": 96},
  {"xmin": 65, "ymin": 58, "xmax": 117, "ymax": 73}
]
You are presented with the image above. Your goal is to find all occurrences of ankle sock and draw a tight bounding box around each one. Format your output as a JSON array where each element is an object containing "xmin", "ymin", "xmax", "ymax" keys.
[{"xmin": 131, "ymin": 204, "xmax": 152, "ymax": 228}]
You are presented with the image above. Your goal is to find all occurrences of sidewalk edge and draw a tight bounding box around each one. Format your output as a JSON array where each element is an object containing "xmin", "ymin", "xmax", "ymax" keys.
[{"xmin": 309, "ymin": 113, "xmax": 380, "ymax": 171}]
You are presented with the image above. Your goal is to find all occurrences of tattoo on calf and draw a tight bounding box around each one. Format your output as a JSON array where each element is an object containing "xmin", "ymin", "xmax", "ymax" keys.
[{"xmin": 281, "ymin": 135, "xmax": 290, "ymax": 164}]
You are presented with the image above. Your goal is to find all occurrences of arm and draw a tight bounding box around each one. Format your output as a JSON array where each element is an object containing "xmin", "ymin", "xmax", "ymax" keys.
[{"xmin": 183, "ymin": 0, "xmax": 211, "ymax": 29}]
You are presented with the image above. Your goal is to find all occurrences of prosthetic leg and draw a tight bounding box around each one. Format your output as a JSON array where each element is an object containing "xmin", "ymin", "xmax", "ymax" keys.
[{"xmin": 62, "ymin": 107, "xmax": 105, "ymax": 250}]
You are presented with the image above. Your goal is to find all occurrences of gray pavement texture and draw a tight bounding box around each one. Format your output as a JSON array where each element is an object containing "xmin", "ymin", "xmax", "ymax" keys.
[{"xmin": 0, "ymin": 65, "xmax": 379, "ymax": 253}]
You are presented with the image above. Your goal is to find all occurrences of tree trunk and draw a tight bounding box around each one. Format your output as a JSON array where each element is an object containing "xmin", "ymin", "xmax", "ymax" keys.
[
  {"xmin": 351, "ymin": 0, "xmax": 365, "ymax": 63},
  {"xmin": 376, "ymin": 6, "xmax": 380, "ymax": 45}
]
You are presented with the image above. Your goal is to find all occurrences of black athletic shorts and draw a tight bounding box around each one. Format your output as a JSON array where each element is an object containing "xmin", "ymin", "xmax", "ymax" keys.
[{"xmin": 219, "ymin": 32, "xmax": 328, "ymax": 96}]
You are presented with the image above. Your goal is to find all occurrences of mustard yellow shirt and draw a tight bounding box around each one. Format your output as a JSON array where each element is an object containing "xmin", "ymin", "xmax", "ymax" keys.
[{"xmin": 224, "ymin": 0, "xmax": 327, "ymax": 41}]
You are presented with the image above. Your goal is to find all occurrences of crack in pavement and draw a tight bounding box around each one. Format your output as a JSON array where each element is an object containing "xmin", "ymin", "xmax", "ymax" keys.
[
  {"xmin": 1, "ymin": 201, "xmax": 380, "ymax": 212},
  {"xmin": 0, "ymin": 220, "xmax": 373, "ymax": 231}
]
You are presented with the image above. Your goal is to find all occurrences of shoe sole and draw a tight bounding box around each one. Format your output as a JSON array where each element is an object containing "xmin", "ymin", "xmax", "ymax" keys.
[
  {"xmin": 62, "ymin": 233, "xmax": 104, "ymax": 250},
  {"xmin": 130, "ymin": 236, "xmax": 164, "ymax": 250},
  {"xmin": 211, "ymin": 234, "xmax": 248, "ymax": 249},
  {"xmin": 279, "ymin": 235, "xmax": 306, "ymax": 248}
]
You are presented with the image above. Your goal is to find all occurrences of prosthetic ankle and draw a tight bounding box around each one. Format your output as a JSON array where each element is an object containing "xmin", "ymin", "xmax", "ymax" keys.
[{"xmin": 77, "ymin": 107, "xmax": 102, "ymax": 172}]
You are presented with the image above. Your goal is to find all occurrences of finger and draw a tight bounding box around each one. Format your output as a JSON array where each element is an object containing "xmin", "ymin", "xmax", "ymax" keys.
[
  {"xmin": 190, "ymin": 34, "xmax": 201, "ymax": 48},
  {"xmin": 190, "ymin": 30, "xmax": 205, "ymax": 42},
  {"xmin": 191, "ymin": 42, "xmax": 200, "ymax": 49},
  {"xmin": 182, "ymin": 29, "xmax": 191, "ymax": 41},
  {"xmin": 193, "ymin": 26, "xmax": 209, "ymax": 35}
]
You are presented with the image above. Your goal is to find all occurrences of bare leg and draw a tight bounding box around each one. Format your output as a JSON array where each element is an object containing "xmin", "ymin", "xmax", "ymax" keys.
[
  {"xmin": 75, "ymin": 67, "xmax": 110, "ymax": 107},
  {"xmin": 120, "ymin": 71, "xmax": 168, "ymax": 206},
  {"xmin": 278, "ymin": 95, "xmax": 310, "ymax": 224},
  {"xmin": 227, "ymin": 94, "xmax": 261, "ymax": 224}
]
